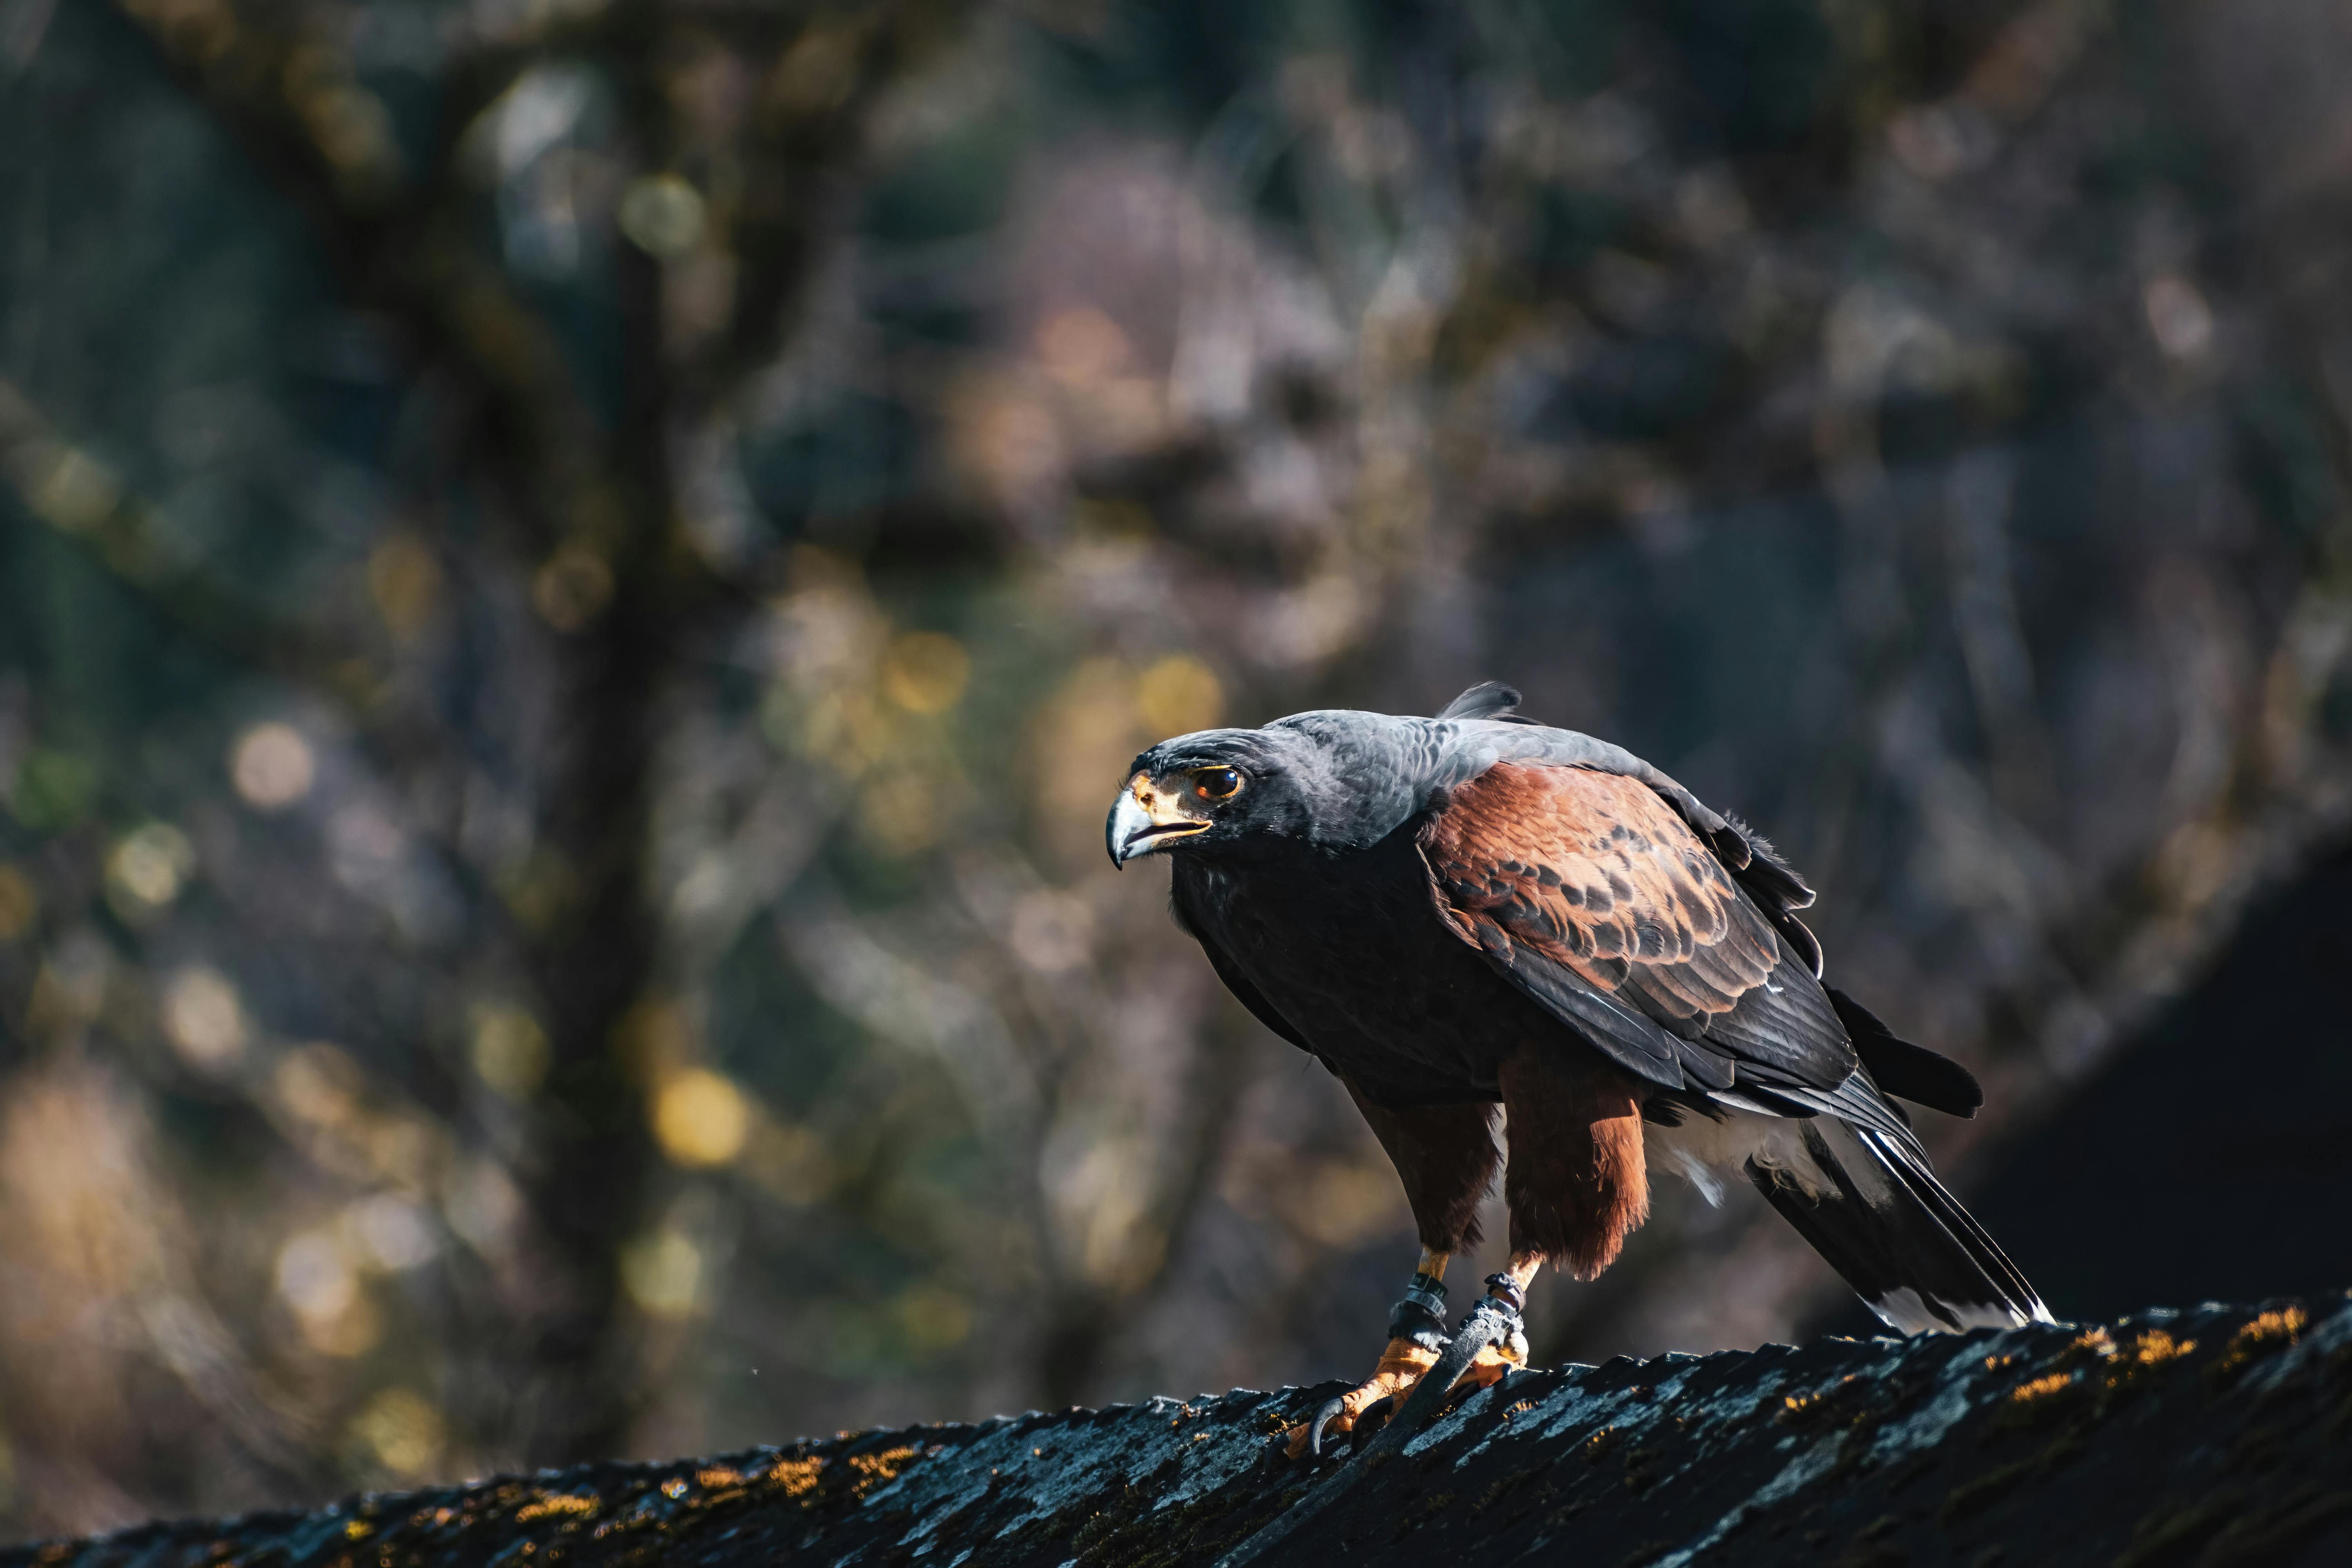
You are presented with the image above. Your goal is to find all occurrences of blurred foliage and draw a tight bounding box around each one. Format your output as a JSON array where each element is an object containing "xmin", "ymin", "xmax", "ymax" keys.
[{"xmin": 6, "ymin": 0, "xmax": 2352, "ymax": 1540}]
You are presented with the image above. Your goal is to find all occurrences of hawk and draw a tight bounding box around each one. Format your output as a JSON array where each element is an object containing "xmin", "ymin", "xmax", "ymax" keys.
[{"xmin": 1106, "ymin": 683, "xmax": 2048, "ymax": 1456}]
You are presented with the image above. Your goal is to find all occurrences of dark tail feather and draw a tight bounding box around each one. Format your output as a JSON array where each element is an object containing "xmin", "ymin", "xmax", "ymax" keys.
[
  {"xmin": 1825, "ymin": 986, "xmax": 1983, "ymax": 1119},
  {"xmin": 1748, "ymin": 1117, "xmax": 2051, "ymax": 1334}
]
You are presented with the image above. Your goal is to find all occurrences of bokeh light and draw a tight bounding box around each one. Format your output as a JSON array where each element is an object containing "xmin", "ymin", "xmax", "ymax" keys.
[
  {"xmin": 1135, "ymin": 655, "xmax": 1222, "ymax": 739},
  {"xmin": 617, "ymin": 174, "xmax": 706, "ymax": 258},
  {"xmin": 229, "ymin": 724, "xmax": 315, "ymax": 811},
  {"xmin": 468, "ymin": 1004, "xmax": 550, "ymax": 1097},
  {"xmin": 343, "ymin": 1194, "xmax": 437, "ymax": 1272},
  {"xmin": 878, "ymin": 632, "xmax": 971, "ymax": 716},
  {"xmin": 531, "ymin": 545, "xmax": 615, "ymax": 633},
  {"xmin": 621, "ymin": 1229, "xmax": 705, "ymax": 1319},
  {"xmin": 652, "ymin": 1070, "xmax": 749, "ymax": 1169},
  {"xmin": 160, "ymin": 967, "xmax": 248, "ymax": 1073},
  {"xmin": 367, "ymin": 535, "xmax": 441, "ymax": 639},
  {"xmin": 350, "ymin": 1390, "xmax": 444, "ymax": 1480},
  {"xmin": 0, "ymin": 866, "xmax": 37, "ymax": 942},
  {"xmin": 276, "ymin": 1228, "xmax": 379, "ymax": 1355},
  {"xmin": 104, "ymin": 823, "xmax": 195, "ymax": 921}
]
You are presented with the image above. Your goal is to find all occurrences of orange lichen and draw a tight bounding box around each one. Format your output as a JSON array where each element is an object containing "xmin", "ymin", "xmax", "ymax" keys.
[
  {"xmin": 2123, "ymin": 1330, "xmax": 2195, "ymax": 1368},
  {"xmin": 514, "ymin": 1493, "xmax": 599, "ymax": 1523},
  {"xmin": 695, "ymin": 1465, "xmax": 746, "ymax": 1490},
  {"xmin": 660, "ymin": 1478, "xmax": 689, "ymax": 1499},
  {"xmin": 846, "ymin": 1445, "xmax": 920, "ymax": 1495},
  {"xmin": 1777, "ymin": 1374, "xmax": 1859, "ymax": 1426},
  {"xmin": 768, "ymin": 1456, "xmax": 826, "ymax": 1499},
  {"xmin": 2212, "ymin": 1307, "xmax": 2307, "ymax": 1377},
  {"xmin": 2233, "ymin": 1307, "xmax": 2305, "ymax": 1351},
  {"xmin": 2093, "ymin": 1328, "xmax": 2200, "ymax": 1399},
  {"xmin": 2009, "ymin": 1373, "xmax": 2072, "ymax": 1405}
]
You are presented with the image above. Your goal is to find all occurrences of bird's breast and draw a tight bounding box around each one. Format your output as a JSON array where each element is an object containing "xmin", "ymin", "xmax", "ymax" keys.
[{"xmin": 1181, "ymin": 832, "xmax": 1549, "ymax": 1100}]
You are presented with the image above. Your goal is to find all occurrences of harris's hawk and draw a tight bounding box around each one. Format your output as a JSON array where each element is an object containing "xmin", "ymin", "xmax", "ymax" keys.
[{"xmin": 1105, "ymin": 682, "xmax": 2048, "ymax": 1456}]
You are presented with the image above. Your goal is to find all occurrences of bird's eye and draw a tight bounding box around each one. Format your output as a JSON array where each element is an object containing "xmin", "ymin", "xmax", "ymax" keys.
[{"xmin": 1192, "ymin": 767, "xmax": 1243, "ymax": 800}]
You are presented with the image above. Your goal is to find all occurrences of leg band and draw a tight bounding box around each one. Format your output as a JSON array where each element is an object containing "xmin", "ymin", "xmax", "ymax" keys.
[
  {"xmin": 1387, "ymin": 1272, "xmax": 1454, "ymax": 1352},
  {"xmin": 1388, "ymin": 1297, "xmax": 1450, "ymax": 1352}
]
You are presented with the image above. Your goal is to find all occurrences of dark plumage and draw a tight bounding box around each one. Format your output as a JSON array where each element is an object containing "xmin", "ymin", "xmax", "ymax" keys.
[{"xmin": 1105, "ymin": 682, "xmax": 2047, "ymax": 1376}]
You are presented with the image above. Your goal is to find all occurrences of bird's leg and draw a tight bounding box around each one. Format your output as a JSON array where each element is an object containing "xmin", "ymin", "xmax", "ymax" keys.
[
  {"xmin": 1284, "ymin": 1249, "xmax": 1455, "ymax": 1458},
  {"xmin": 1454, "ymin": 1251, "xmax": 1541, "ymax": 1390}
]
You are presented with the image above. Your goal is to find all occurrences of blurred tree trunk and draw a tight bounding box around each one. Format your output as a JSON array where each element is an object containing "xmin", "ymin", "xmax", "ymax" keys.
[{"xmin": 87, "ymin": 0, "xmax": 969, "ymax": 1466}]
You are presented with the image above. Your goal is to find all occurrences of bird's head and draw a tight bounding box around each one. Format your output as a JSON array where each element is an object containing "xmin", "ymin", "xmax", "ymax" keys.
[
  {"xmin": 1105, "ymin": 728, "xmax": 1316, "ymax": 866},
  {"xmin": 1107, "ymin": 697, "xmax": 1497, "ymax": 867}
]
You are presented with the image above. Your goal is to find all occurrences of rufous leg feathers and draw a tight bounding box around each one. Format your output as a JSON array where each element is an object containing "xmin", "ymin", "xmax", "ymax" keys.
[{"xmin": 1498, "ymin": 1047, "xmax": 1650, "ymax": 1280}]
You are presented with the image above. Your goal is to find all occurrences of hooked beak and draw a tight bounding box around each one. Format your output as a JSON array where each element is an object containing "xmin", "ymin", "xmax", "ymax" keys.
[{"xmin": 1106, "ymin": 774, "xmax": 1209, "ymax": 867}]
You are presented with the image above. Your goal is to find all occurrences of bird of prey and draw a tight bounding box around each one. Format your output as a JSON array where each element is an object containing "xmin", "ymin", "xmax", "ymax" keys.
[{"xmin": 1106, "ymin": 682, "xmax": 2049, "ymax": 1457}]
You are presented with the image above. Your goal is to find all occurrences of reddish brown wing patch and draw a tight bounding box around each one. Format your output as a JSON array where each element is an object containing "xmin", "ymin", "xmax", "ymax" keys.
[{"xmin": 1422, "ymin": 762, "xmax": 1782, "ymax": 1031}]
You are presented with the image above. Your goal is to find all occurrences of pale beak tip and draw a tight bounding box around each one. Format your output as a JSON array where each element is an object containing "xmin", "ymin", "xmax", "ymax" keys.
[{"xmin": 1106, "ymin": 791, "xmax": 1150, "ymax": 870}]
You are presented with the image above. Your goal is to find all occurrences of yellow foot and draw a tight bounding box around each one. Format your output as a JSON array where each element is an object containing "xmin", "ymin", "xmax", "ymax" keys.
[
  {"xmin": 1459, "ymin": 1338, "xmax": 1526, "ymax": 1391},
  {"xmin": 1282, "ymin": 1336, "xmax": 1524, "ymax": 1458}
]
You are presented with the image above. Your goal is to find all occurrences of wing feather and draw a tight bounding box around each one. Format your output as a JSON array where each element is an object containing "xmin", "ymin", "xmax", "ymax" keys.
[{"xmin": 1421, "ymin": 762, "xmax": 1857, "ymax": 1094}]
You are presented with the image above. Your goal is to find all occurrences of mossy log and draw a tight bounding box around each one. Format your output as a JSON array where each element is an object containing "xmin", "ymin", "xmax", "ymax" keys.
[{"xmin": 10, "ymin": 1291, "xmax": 2351, "ymax": 1567}]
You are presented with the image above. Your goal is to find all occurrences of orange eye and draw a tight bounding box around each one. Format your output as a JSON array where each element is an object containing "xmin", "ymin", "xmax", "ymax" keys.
[{"xmin": 1192, "ymin": 767, "xmax": 1243, "ymax": 800}]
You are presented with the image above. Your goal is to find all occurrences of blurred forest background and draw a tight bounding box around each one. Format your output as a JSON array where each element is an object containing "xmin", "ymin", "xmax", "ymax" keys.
[{"xmin": 6, "ymin": 0, "xmax": 2352, "ymax": 1538}]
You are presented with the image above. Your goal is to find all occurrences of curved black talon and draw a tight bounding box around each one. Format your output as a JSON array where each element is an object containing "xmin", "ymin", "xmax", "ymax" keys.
[
  {"xmin": 1306, "ymin": 1396, "xmax": 1348, "ymax": 1457},
  {"xmin": 1380, "ymin": 1295, "xmax": 1515, "ymax": 1446}
]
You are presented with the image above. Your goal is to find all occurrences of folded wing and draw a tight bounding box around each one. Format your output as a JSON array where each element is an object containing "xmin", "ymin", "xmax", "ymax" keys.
[{"xmin": 1418, "ymin": 760, "xmax": 1857, "ymax": 1096}]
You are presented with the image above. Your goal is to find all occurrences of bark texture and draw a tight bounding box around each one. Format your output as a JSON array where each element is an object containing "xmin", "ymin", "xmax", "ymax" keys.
[{"xmin": 9, "ymin": 1290, "xmax": 2350, "ymax": 1567}]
